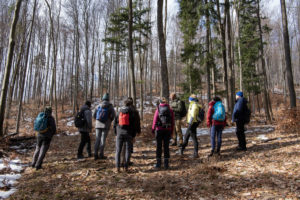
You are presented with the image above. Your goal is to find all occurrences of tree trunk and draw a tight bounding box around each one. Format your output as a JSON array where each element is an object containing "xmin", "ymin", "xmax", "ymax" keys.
[
  {"xmin": 128, "ymin": 0, "xmax": 137, "ymax": 106},
  {"xmin": 205, "ymin": 0, "xmax": 211, "ymax": 103},
  {"xmin": 157, "ymin": 0, "xmax": 169, "ymax": 100},
  {"xmin": 0, "ymin": 0, "xmax": 23, "ymax": 136},
  {"xmin": 280, "ymin": 0, "xmax": 297, "ymax": 108}
]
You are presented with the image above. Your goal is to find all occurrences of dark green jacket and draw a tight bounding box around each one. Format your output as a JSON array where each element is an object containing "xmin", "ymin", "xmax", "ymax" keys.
[{"xmin": 170, "ymin": 98, "xmax": 183, "ymax": 120}]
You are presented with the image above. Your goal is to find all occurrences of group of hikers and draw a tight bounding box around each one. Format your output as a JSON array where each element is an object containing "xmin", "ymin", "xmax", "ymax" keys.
[{"xmin": 31, "ymin": 91, "xmax": 250, "ymax": 172}]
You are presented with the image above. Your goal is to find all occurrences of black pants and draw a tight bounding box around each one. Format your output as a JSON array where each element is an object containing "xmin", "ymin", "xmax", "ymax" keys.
[
  {"xmin": 182, "ymin": 122, "xmax": 199, "ymax": 155},
  {"xmin": 156, "ymin": 130, "xmax": 171, "ymax": 159},
  {"xmin": 32, "ymin": 136, "xmax": 51, "ymax": 168},
  {"xmin": 78, "ymin": 132, "xmax": 91, "ymax": 156},
  {"xmin": 236, "ymin": 121, "xmax": 246, "ymax": 149},
  {"xmin": 115, "ymin": 134, "xmax": 132, "ymax": 168}
]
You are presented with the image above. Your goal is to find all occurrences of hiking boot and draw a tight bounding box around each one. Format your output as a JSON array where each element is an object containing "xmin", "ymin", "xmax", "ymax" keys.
[
  {"xmin": 155, "ymin": 159, "xmax": 161, "ymax": 169},
  {"xmin": 179, "ymin": 148, "xmax": 184, "ymax": 156},
  {"xmin": 216, "ymin": 148, "xmax": 221, "ymax": 156},
  {"xmin": 94, "ymin": 155, "xmax": 99, "ymax": 160},
  {"xmin": 88, "ymin": 153, "xmax": 93, "ymax": 158},
  {"xmin": 77, "ymin": 155, "xmax": 84, "ymax": 159},
  {"xmin": 193, "ymin": 152, "xmax": 199, "ymax": 158},
  {"xmin": 129, "ymin": 161, "xmax": 134, "ymax": 166},
  {"xmin": 164, "ymin": 159, "xmax": 169, "ymax": 170},
  {"xmin": 99, "ymin": 155, "xmax": 107, "ymax": 160},
  {"xmin": 178, "ymin": 143, "xmax": 183, "ymax": 147},
  {"xmin": 36, "ymin": 165, "xmax": 42, "ymax": 170},
  {"xmin": 116, "ymin": 168, "xmax": 121, "ymax": 173},
  {"xmin": 236, "ymin": 146, "xmax": 247, "ymax": 151},
  {"xmin": 208, "ymin": 150, "xmax": 214, "ymax": 157}
]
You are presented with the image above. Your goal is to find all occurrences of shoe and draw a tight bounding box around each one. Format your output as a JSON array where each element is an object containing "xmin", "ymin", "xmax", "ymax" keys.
[
  {"xmin": 116, "ymin": 168, "xmax": 121, "ymax": 173},
  {"xmin": 94, "ymin": 156, "xmax": 99, "ymax": 160},
  {"xmin": 77, "ymin": 155, "xmax": 84, "ymax": 159},
  {"xmin": 179, "ymin": 148, "xmax": 184, "ymax": 156},
  {"xmin": 171, "ymin": 142, "xmax": 177, "ymax": 146},
  {"xmin": 216, "ymin": 149, "xmax": 221, "ymax": 156},
  {"xmin": 164, "ymin": 159, "xmax": 169, "ymax": 170},
  {"xmin": 36, "ymin": 166, "xmax": 42, "ymax": 170},
  {"xmin": 155, "ymin": 159, "xmax": 161, "ymax": 169},
  {"xmin": 99, "ymin": 155, "xmax": 107, "ymax": 160},
  {"xmin": 236, "ymin": 146, "xmax": 247, "ymax": 151},
  {"xmin": 31, "ymin": 164, "xmax": 35, "ymax": 168},
  {"xmin": 178, "ymin": 143, "xmax": 183, "ymax": 147},
  {"xmin": 208, "ymin": 150, "xmax": 214, "ymax": 157},
  {"xmin": 88, "ymin": 154, "xmax": 92, "ymax": 158},
  {"xmin": 193, "ymin": 153, "xmax": 199, "ymax": 158},
  {"xmin": 129, "ymin": 161, "xmax": 134, "ymax": 166}
]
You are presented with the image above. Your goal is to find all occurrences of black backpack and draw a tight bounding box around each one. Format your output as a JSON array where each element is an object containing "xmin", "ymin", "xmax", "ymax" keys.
[
  {"xmin": 179, "ymin": 100, "xmax": 187, "ymax": 118},
  {"xmin": 197, "ymin": 108, "xmax": 205, "ymax": 122},
  {"xmin": 158, "ymin": 106, "xmax": 172, "ymax": 128},
  {"xmin": 75, "ymin": 110, "xmax": 86, "ymax": 128},
  {"xmin": 244, "ymin": 103, "xmax": 251, "ymax": 124}
]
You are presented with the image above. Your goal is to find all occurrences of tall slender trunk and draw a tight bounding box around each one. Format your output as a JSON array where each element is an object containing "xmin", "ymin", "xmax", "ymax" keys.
[
  {"xmin": 280, "ymin": 0, "xmax": 297, "ymax": 108},
  {"xmin": 0, "ymin": 0, "xmax": 23, "ymax": 136},
  {"xmin": 128, "ymin": 0, "xmax": 137, "ymax": 106},
  {"xmin": 157, "ymin": 0, "xmax": 169, "ymax": 100},
  {"xmin": 205, "ymin": 0, "xmax": 211, "ymax": 103}
]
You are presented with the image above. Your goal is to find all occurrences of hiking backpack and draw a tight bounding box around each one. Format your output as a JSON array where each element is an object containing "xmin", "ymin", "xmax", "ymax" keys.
[
  {"xmin": 212, "ymin": 101, "xmax": 226, "ymax": 121},
  {"xmin": 34, "ymin": 112, "xmax": 48, "ymax": 133},
  {"xmin": 119, "ymin": 110, "xmax": 130, "ymax": 127},
  {"xmin": 74, "ymin": 110, "xmax": 86, "ymax": 128},
  {"xmin": 179, "ymin": 100, "xmax": 187, "ymax": 118},
  {"xmin": 197, "ymin": 107, "xmax": 205, "ymax": 122},
  {"xmin": 244, "ymin": 103, "xmax": 251, "ymax": 124},
  {"xmin": 96, "ymin": 106, "xmax": 109, "ymax": 123},
  {"xmin": 158, "ymin": 106, "xmax": 172, "ymax": 128}
]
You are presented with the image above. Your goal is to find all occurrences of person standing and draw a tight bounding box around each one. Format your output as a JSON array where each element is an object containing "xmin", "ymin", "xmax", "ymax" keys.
[
  {"xmin": 207, "ymin": 97, "xmax": 227, "ymax": 156},
  {"xmin": 232, "ymin": 91, "xmax": 248, "ymax": 151},
  {"xmin": 32, "ymin": 106, "xmax": 56, "ymax": 170},
  {"xmin": 180, "ymin": 94, "xmax": 203, "ymax": 158},
  {"xmin": 114, "ymin": 99, "xmax": 136, "ymax": 172},
  {"xmin": 93, "ymin": 93, "xmax": 115, "ymax": 160},
  {"xmin": 169, "ymin": 93, "xmax": 186, "ymax": 147},
  {"xmin": 152, "ymin": 97, "xmax": 175, "ymax": 170},
  {"xmin": 77, "ymin": 101, "xmax": 93, "ymax": 159}
]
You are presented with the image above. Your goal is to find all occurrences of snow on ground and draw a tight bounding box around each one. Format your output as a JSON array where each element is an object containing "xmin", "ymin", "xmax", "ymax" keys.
[{"xmin": 0, "ymin": 158, "xmax": 24, "ymax": 199}]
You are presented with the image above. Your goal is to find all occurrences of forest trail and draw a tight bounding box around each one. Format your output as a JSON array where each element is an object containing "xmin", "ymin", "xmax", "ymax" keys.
[{"xmin": 7, "ymin": 122, "xmax": 300, "ymax": 199}]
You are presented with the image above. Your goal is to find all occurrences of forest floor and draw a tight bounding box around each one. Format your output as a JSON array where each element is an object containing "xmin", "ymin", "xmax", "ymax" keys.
[{"xmin": 1, "ymin": 94, "xmax": 300, "ymax": 199}]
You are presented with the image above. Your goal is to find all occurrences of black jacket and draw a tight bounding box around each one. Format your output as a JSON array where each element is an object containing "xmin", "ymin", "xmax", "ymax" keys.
[{"xmin": 114, "ymin": 106, "xmax": 136, "ymax": 138}]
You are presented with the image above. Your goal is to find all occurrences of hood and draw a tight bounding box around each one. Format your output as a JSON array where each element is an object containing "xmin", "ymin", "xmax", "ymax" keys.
[
  {"xmin": 209, "ymin": 101, "xmax": 216, "ymax": 107},
  {"xmin": 159, "ymin": 103, "xmax": 169, "ymax": 107},
  {"xmin": 237, "ymin": 97, "xmax": 247, "ymax": 104},
  {"xmin": 120, "ymin": 106, "xmax": 130, "ymax": 113},
  {"xmin": 80, "ymin": 104, "xmax": 90, "ymax": 111},
  {"xmin": 100, "ymin": 100, "xmax": 111, "ymax": 108}
]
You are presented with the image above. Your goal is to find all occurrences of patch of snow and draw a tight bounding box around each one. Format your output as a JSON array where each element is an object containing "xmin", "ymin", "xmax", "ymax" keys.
[
  {"xmin": 257, "ymin": 134, "xmax": 269, "ymax": 141},
  {"xmin": 67, "ymin": 121, "xmax": 73, "ymax": 127},
  {"xmin": 65, "ymin": 131, "xmax": 79, "ymax": 136},
  {"xmin": 24, "ymin": 118, "xmax": 33, "ymax": 123},
  {"xmin": 0, "ymin": 188, "xmax": 18, "ymax": 199},
  {"xmin": 0, "ymin": 159, "xmax": 24, "ymax": 173}
]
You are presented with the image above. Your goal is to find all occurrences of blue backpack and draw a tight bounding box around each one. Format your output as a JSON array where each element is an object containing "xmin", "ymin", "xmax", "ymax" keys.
[
  {"xmin": 34, "ymin": 112, "xmax": 48, "ymax": 133},
  {"xmin": 212, "ymin": 101, "xmax": 225, "ymax": 121},
  {"xmin": 96, "ymin": 106, "xmax": 109, "ymax": 123}
]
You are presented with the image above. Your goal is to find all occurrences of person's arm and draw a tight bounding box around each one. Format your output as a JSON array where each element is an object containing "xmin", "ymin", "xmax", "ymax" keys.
[
  {"xmin": 152, "ymin": 109, "xmax": 158, "ymax": 134},
  {"xmin": 233, "ymin": 99, "xmax": 243, "ymax": 121},
  {"xmin": 189, "ymin": 104, "xmax": 197, "ymax": 124},
  {"xmin": 113, "ymin": 112, "xmax": 119, "ymax": 135},
  {"xmin": 85, "ymin": 110, "xmax": 93, "ymax": 130},
  {"xmin": 135, "ymin": 110, "xmax": 141, "ymax": 134},
  {"xmin": 170, "ymin": 108, "xmax": 175, "ymax": 136},
  {"xmin": 206, "ymin": 105, "xmax": 213, "ymax": 127},
  {"xmin": 93, "ymin": 108, "xmax": 97, "ymax": 119}
]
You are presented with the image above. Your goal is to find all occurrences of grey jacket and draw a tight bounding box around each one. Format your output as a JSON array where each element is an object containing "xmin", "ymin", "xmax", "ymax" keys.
[
  {"xmin": 78, "ymin": 105, "xmax": 92, "ymax": 133},
  {"xmin": 93, "ymin": 100, "xmax": 116, "ymax": 130}
]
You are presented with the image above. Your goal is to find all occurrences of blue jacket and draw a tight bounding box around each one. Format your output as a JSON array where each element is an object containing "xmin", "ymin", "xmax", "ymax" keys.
[{"xmin": 232, "ymin": 97, "xmax": 247, "ymax": 123}]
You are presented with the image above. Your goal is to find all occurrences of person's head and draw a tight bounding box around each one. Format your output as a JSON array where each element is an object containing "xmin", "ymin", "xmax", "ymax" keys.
[
  {"xmin": 236, "ymin": 91, "xmax": 243, "ymax": 100},
  {"xmin": 160, "ymin": 97, "xmax": 167, "ymax": 104},
  {"xmin": 170, "ymin": 93, "xmax": 176, "ymax": 100},
  {"xmin": 124, "ymin": 99, "xmax": 131, "ymax": 107},
  {"xmin": 102, "ymin": 93, "xmax": 110, "ymax": 101},
  {"xmin": 85, "ymin": 101, "xmax": 92, "ymax": 108},
  {"xmin": 189, "ymin": 94, "xmax": 198, "ymax": 102},
  {"xmin": 44, "ymin": 106, "xmax": 52, "ymax": 115},
  {"xmin": 127, "ymin": 97, "xmax": 133, "ymax": 106},
  {"xmin": 213, "ymin": 96, "xmax": 222, "ymax": 102}
]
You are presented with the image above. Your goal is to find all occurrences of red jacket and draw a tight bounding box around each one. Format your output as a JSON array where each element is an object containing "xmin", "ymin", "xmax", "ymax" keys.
[
  {"xmin": 152, "ymin": 103, "xmax": 175, "ymax": 135},
  {"xmin": 206, "ymin": 101, "xmax": 226, "ymax": 128}
]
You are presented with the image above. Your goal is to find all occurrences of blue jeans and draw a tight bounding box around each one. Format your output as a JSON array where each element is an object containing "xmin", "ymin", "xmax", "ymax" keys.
[
  {"xmin": 210, "ymin": 125, "xmax": 223, "ymax": 151},
  {"xmin": 94, "ymin": 128, "xmax": 109, "ymax": 157}
]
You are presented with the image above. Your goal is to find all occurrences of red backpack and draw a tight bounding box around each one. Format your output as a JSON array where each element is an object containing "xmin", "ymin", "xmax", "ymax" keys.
[{"xmin": 119, "ymin": 112, "xmax": 130, "ymax": 126}]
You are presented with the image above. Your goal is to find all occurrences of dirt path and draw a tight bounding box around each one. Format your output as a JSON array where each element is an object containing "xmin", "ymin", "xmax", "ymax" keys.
[{"xmin": 8, "ymin": 126, "xmax": 300, "ymax": 199}]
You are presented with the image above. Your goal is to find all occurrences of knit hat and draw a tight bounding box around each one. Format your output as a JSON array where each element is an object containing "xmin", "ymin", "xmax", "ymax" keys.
[
  {"xmin": 44, "ymin": 106, "xmax": 52, "ymax": 115},
  {"xmin": 189, "ymin": 94, "xmax": 198, "ymax": 102},
  {"xmin": 160, "ymin": 97, "xmax": 167, "ymax": 103},
  {"xmin": 85, "ymin": 101, "xmax": 92, "ymax": 108},
  {"xmin": 236, "ymin": 91, "xmax": 243, "ymax": 97},
  {"xmin": 102, "ymin": 93, "xmax": 109, "ymax": 101}
]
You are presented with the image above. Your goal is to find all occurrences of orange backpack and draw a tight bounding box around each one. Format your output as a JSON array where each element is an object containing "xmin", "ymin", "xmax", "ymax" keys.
[{"xmin": 119, "ymin": 112, "xmax": 130, "ymax": 126}]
